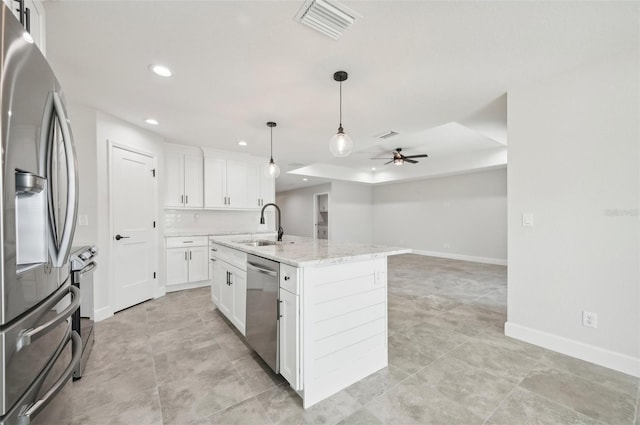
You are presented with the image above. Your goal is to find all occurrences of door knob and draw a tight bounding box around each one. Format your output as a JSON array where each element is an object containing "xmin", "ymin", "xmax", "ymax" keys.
[{"xmin": 115, "ymin": 234, "xmax": 130, "ymax": 241}]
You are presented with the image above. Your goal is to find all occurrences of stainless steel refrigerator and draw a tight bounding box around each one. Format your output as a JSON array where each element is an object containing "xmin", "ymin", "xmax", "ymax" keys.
[{"xmin": 0, "ymin": 5, "xmax": 81, "ymax": 425}]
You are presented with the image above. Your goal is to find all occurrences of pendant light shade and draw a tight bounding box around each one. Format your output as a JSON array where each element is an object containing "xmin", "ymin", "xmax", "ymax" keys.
[
  {"xmin": 264, "ymin": 121, "xmax": 280, "ymax": 179},
  {"xmin": 330, "ymin": 71, "xmax": 353, "ymax": 157}
]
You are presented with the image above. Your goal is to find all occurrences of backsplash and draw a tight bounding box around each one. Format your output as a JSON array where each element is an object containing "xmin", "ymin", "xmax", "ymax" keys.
[{"xmin": 164, "ymin": 209, "xmax": 275, "ymax": 234}]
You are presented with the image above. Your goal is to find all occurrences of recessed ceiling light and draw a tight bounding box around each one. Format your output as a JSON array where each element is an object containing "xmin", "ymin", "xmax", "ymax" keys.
[
  {"xmin": 145, "ymin": 118, "xmax": 159, "ymax": 125},
  {"xmin": 149, "ymin": 64, "xmax": 172, "ymax": 77},
  {"xmin": 303, "ymin": 178, "xmax": 308, "ymax": 181},
  {"xmin": 371, "ymin": 167, "xmax": 376, "ymax": 171},
  {"xmin": 238, "ymin": 141, "xmax": 248, "ymax": 147}
]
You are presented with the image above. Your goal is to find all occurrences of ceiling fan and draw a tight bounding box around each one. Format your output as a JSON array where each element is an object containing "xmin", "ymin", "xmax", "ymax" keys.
[{"xmin": 371, "ymin": 148, "xmax": 429, "ymax": 165}]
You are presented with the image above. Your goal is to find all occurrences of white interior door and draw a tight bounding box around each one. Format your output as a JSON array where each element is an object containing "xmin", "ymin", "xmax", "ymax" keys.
[{"xmin": 111, "ymin": 146, "xmax": 156, "ymax": 312}]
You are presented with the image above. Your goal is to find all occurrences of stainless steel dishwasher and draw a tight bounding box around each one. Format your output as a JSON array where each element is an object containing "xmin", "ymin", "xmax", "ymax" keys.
[{"xmin": 246, "ymin": 254, "xmax": 280, "ymax": 373}]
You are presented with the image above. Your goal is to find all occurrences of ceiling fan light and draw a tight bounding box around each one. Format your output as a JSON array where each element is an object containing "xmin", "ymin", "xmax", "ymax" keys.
[
  {"xmin": 329, "ymin": 128, "xmax": 353, "ymax": 157},
  {"xmin": 393, "ymin": 158, "xmax": 404, "ymax": 165},
  {"xmin": 264, "ymin": 159, "xmax": 280, "ymax": 179}
]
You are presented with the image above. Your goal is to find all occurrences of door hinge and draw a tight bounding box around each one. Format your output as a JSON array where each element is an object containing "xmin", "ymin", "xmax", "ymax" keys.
[
  {"xmin": 151, "ymin": 169, "xmax": 156, "ymax": 177},
  {"xmin": 153, "ymin": 272, "xmax": 156, "ymax": 279}
]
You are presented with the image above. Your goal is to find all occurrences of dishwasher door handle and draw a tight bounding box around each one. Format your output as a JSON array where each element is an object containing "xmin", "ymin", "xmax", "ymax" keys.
[{"xmin": 247, "ymin": 262, "xmax": 278, "ymax": 277}]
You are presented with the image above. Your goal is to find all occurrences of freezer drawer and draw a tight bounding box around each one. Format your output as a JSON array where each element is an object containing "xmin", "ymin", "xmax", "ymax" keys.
[
  {"xmin": 0, "ymin": 282, "xmax": 80, "ymax": 416},
  {"xmin": 0, "ymin": 324, "xmax": 80, "ymax": 425}
]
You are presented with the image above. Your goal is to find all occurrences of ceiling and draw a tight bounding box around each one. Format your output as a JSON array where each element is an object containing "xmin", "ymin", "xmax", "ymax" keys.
[{"xmin": 43, "ymin": 1, "xmax": 638, "ymax": 191}]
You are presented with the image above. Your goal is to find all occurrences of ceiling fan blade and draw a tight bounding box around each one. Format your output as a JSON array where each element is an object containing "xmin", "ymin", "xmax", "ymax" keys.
[
  {"xmin": 403, "ymin": 154, "xmax": 429, "ymax": 159},
  {"xmin": 404, "ymin": 158, "xmax": 419, "ymax": 164},
  {"xmin": 383, "ymin": 160, "xmax": 394, "ymax": 165}
]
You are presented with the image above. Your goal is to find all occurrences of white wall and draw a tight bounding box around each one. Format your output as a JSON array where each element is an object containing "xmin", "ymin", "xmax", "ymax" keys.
[
  {"xmin": 68, "ymin": 105, "xmax": 97, "ymax": 246},
  {"xmin": 277, "ymin": 183, "xmax": 331, "ymax": 238},
  {"xmin": 372, "ymin": 169, "xmax": 507, "ymax": 263},
  {"xmin": 506, "ymin": 51, "xmax": 639, "ymax": 377}
]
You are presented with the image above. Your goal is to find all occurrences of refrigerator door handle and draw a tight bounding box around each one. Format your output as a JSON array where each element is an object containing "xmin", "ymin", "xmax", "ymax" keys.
[
  {"xmin": 52, "ymin": 92, "xmax": 79, "ymax": 267},
  {"xmin": 18, "ymin": 331, "xmax": 82, "ymax": 425},
  {"xmin": 16, "ymin": 285, "xmax": 79, "ymax": 352},
  {"xmin": 41, "ymin": 92, "xmax": 79, "ymax": 268}
]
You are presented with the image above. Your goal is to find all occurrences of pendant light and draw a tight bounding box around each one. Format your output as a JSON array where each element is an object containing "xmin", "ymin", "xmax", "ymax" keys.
[
  {"xmin": 264, "ymin": 121, "xmax": 280, "ymax": 179},
  {"xmin": 329, "ymin": 70, "xmax": 354, "ymax": 157}
]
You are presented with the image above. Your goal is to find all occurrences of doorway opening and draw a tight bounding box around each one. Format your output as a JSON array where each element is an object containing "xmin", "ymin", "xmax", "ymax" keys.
[{"xmin": 313, "ymin": 192, "xmax": 329, "ymax": 240}]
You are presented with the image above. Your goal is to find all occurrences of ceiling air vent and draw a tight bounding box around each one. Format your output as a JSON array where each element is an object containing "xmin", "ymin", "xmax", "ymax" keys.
[
  {"xmin": 376, "ymin": 130, "xmax": 399, "ymax": 139},
  {"xmin": 295, "ymin": 0, "xmax": 360, "ymax": 40}
]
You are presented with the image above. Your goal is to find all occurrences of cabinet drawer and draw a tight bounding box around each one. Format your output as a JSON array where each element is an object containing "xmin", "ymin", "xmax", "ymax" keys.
[
  {"xmin": 210, "ymin": 243, "xmax": 247, "ymax": 270},
  {"xmin": 280, "ymin": 263, "xmax": 299, "ymax": 295},
  {"xmin": 166, "ymin": 236, "xmax": 208, "ymax": 248}
]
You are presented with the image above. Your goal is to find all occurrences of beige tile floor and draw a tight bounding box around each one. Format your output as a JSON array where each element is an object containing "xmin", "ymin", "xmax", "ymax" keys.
[{"xmin": 68, "ymin": 254, "xmax": 639, "ymax": 425}]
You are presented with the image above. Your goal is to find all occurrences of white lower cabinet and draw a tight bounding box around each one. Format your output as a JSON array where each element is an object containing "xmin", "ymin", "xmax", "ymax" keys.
[
  {"xmin": 211, "ymin": 243, "xmax": 247, "ymax": 336},
  {"xmin": 279, "ymin": 287, "xmax": 300, "ymax": 390},
  {"xmin": 218, "ymin": 263, "xmax": 246, "ymax": 335},
  {"xmin": 279, "ymin": 263, "xmax": 300, "ymax": 390},
  {"xmin": 165, "ymin": 237, "xmax": 209, "ymax": 286}
]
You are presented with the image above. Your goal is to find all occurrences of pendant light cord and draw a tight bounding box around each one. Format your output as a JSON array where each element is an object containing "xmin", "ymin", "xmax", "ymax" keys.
[
  {"xmin": 339, "ymin": 81, "xmax": 343, "ymax": 128},
  {"xmin": 270, "ymin": 126, "xmax": 274, "ymax": 161}
]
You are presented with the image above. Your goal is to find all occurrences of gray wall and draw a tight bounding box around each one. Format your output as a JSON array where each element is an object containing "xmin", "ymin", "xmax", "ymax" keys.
[
  {"xmin": 506, "ymin": 51, "xmax": 639, "ymax": 375},
  {"xmin": 277, "ymin": 183, "xmax": 331, "ymax": 238},
  {"xmin": 372, "ymin": 168, "xmax": 507, "ymax": 263}
]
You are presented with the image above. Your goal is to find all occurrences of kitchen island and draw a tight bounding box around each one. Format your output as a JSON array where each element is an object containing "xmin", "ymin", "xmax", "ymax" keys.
[{"xmin": 209, "ymin": 235, "xmax": 409, "ymax": 408}]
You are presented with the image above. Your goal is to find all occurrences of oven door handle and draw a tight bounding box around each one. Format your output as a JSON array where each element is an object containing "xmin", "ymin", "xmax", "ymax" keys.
[
  {"xmin": 16, "ymin": 285, "xmax": 79, "ymax": 351},
  {"xmin": 80, "ymin": 261, "xmax": 97, "ymax": 275},
  {"xmin": 18, "ymin": 331, "xmax": 81, "ymax": 425}
]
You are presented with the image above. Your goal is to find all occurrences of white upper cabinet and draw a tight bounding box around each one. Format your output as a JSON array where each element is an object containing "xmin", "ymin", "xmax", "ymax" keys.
[
  {"xmin": 4, "ymin": 0, "xmax": 46, "ymax": 54},
  {"xmin": 203, "ymin": 153, "xmax": 274, "ymax": 210},
  {"xmin": 225, "ymin": 159, "xmax": 249, "ymax": 208},
  {"xmin": 204, "ymin": 157, "xmax": 249, "ymax": 208},
  {"xmin": 184, "ymin": 155, "xmax": 204, "ymax": 207},
  {"xmin": 164, "ymin": 151, "xmax": 203, "ymax": 208}
]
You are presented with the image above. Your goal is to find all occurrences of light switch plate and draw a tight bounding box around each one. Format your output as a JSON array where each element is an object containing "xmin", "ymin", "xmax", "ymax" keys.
[
  {"xmin": 78, "ymin": 214, "xmax": 88, "ymax": 226},
  {"xmin": 522, "ymin": 213, "xmax": 534, "ymax": 227}
]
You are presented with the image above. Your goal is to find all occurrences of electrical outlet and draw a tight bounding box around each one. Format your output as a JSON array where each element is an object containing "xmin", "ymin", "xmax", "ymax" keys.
[
  {"xmin": 443, "ymin": 242, "xmax": 451, "ymax": 249},
  {"xmin": 582, "ymin": 311, "xmax": 598, "ymax": 328}
]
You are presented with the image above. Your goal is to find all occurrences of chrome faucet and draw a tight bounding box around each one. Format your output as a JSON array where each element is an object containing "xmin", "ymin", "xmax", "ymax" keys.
[{"xmin": 260, "ymin": 203, "xmax": 284, "ymax": 242}]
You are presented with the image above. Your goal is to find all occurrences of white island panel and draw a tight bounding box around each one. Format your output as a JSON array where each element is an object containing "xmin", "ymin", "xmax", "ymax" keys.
[{"xmin": 301, "ymin": 257, "xmax": 388, "ymax": 409}]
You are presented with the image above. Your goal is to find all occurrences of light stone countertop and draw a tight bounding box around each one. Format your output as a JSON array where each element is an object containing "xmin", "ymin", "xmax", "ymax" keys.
[
  {"xmin": 164, "ymin": 231, "xmax": 276, "ymax": 238},
  {"xmin": 210, "ymin": 234, "xmax": 411, "ymax": 267}
]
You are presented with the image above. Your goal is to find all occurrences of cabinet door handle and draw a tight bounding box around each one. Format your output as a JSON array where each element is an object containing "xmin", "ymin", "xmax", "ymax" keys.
[
  {"xmin": 181, "ymin": 195, "xmax": 184, "ymax": 204},
  {"xmin": 185, "ymin": 195, "xmax": 189, "ymax": 204},
  {"xmin": 24, "ymin": 7, "xmax": 30, "ymax": 32},
  {"xmin": 189, "ymin": 251, "xmax": 192, "ymax": 260},
  {"xmin": 184, "ymin": 251, "xmax": 187, "ymax": 260}
]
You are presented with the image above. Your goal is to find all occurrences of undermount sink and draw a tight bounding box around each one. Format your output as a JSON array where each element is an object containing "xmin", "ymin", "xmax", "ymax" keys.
[{"xmin": 235, "ymin": 239, "xmax": 278, "ymax": 247}]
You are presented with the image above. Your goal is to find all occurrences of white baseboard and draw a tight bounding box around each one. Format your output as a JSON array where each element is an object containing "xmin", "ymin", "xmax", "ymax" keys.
[
  {"xmin": 94, "ymin": 305, "xmax": 114, "ymax": 322},
  {"xmin": 165, "ymin": 280, "xmax": 210, "ymax": 293},
  {"xmin": 412, "ymin": 249, "xmax": 507, "ymax": 266},
  {"xmin": 505, "ymin": 321, "xmax": 640, "ymax": 378},
  {"xmin": 154, "ymin": 285, "xmax": 167, "ymax": 299}
]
